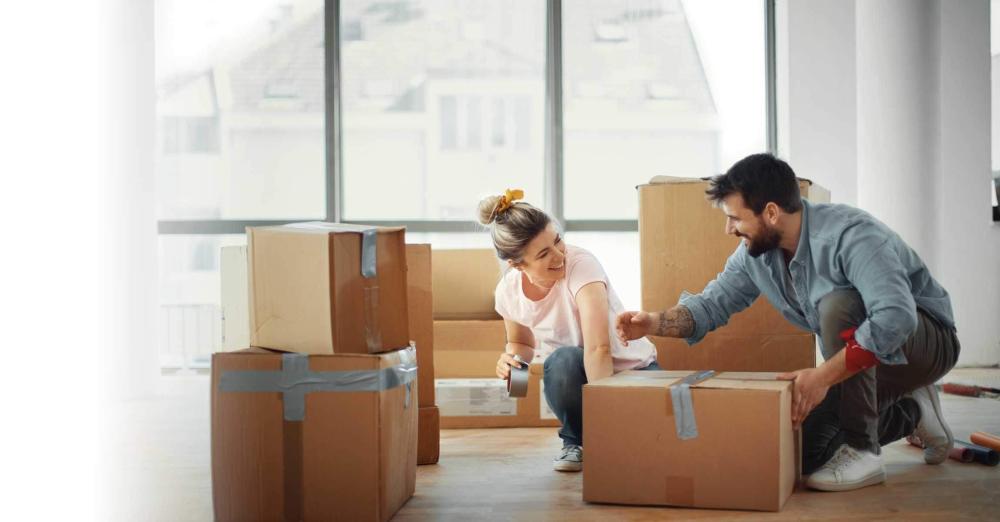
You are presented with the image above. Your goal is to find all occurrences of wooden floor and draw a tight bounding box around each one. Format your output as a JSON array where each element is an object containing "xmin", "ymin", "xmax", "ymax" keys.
[{"xmin": 107, "ymin": 369, "xmax": 1000, "ymax": 521}]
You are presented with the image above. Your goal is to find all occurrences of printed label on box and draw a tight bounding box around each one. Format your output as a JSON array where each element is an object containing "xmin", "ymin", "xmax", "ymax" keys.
[
  {"xmin": 436, "ymin": 379, "xmax": 517, "ymax": 417},
  {"xmin": 539, "ymin": 380, "xmax": 557, "ymax": 420}
]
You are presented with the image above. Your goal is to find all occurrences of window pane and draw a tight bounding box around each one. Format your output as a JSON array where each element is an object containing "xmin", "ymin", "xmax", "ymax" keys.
[
  {"xmin": 563, "ymin": 0, "xmax": 767, "ymax": 219},
  {"xmin": 340, "ymin": 1, "xmax": 546, "ymax": 221},
  {"xmin": 155, "ymin": 0, "xmax": 326, "ymax": 220},
  {"xmin": 158, "ymin": 234, "xmax": 246, "ymax": 369}
]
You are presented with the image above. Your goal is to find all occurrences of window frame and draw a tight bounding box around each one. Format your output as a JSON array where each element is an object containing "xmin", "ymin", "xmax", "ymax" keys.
[{"xmin": 157, "ymin": 0, "xmax": 778, "ymax": 236}]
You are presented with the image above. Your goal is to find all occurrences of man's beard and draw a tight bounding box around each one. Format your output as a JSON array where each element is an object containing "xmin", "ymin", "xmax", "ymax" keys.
[{"xmin": 743, "ymin": 224, "xmax": 781, "ymax": 258}]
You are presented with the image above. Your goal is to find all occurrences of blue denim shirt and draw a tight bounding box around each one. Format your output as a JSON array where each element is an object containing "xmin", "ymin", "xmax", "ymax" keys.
[{"xmin": 678, "ymin": 199, "xmax": 955, "ymax": 365}]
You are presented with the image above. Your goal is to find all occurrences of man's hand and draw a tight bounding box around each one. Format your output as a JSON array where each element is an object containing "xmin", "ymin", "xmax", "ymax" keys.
[
  {"xmin": 779, "ymin": 367, "xmax": 832, "ymax": 428},
  {"xmin": 615, "ymin": 311, "xmax": 653, "ymax": 346}
]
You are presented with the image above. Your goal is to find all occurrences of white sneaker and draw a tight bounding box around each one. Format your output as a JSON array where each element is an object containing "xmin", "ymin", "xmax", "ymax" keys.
[
  {"xmin": 553, "ymin": 444, "xmax": 582, "ymax": 472},
  {"xmin": 906, "ymin": 385, "xmax": 954, "ymax": 464},
  {"xmin": 806, "ymin": 444, "xmax": 885, "ymax": 492}
]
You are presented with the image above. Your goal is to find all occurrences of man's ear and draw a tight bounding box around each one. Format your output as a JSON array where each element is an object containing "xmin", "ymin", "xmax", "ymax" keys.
[{"xmin": 764, "ymin": 202, "xmax": 781, "ymax": 225}]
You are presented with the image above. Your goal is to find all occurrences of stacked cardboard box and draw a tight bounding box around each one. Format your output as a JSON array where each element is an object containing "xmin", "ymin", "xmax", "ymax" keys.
[
  {"xmin": 431, "ymin": 249, "xmax": 559, "ymax": 429},
  {"xmin": 638, "ymin": 177, "xmax": 830, "ymax": 372},
  {"xmin": 583, "ymin": 370, "xmax": 797, "ymax": 511},
  {"xmin": 222, "ymin": 241, "xmax": 439, "ymax": 465},
  {"xmin": 405, "ymin": 244, "xmax": 439, "ymax": 465},
  {"xmin": 212, "ymin": 223, "xmax": 418, "ymax": 522}
]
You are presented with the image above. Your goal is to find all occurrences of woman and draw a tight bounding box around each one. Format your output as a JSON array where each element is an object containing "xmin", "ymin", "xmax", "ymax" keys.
[{"xmin": 479, "ymin": 189, "xmax": 659, "ymax": 472}]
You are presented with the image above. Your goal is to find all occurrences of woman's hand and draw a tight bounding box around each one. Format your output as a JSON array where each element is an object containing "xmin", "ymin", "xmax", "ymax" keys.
[
  {"xmin": 496, "ymin": 352, "xmax": 525, "ymax": 380},
  {"xmin": 615, "ymin": 310, "xmax": 653, "ymax": 345}
]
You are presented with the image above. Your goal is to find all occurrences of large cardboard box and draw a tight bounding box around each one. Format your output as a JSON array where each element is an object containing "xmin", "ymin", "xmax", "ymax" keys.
[
  {"xmin": 639, "ymin": 177, "xmax": 829, "ymax": 371},
  {"xmin": 437, "ymin": 364, "xmax": 561, "ymax": 429},
  {"xmin": 583, "ymin": 370, "xmax": 796, "ymax": 512},
  {"xmin": 211, "ymin": 347, "xmax": 418, "ymax": 521},
  {"xmin": 406, "ymin": 244, "xmax": 435, "ymax": 407},
  {"xmin": 431, "ymin": 249, "xmax": 503, "ymax": 320},
  {"xmin": 417, "ymin": 406, "xmax": 440, "ymax": 465},
  {"xmin": 248, "ymin": 223, "xmax": 409, "ymax": 355},
  {"xmin": 221, "ymin": 245, "xmax": 249, "ymax": 351},
  {"xmin": 433, "ymin": 320, "xmax": 509, "ymax": 378}
]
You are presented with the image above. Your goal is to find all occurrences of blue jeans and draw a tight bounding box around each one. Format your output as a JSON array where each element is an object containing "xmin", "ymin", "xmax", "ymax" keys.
[{"xmin": 542, "ymin": 346, "xmax": 660, "ymax": 447}]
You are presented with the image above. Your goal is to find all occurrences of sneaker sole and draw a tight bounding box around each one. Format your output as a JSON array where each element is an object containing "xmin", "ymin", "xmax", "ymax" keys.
[
  {"xmin": 552, "ymin": 462, "xmax": 582, "ymax": 472},
  {"xmin": 806, "ymin": 469, "xmax": 886, "ymax": 492},
  {"xmin": 922, "ymin": 385, "xmax": 954, "ymax": 465}
]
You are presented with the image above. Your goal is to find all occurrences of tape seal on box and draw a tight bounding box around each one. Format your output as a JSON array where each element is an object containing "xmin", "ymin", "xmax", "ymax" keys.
[
  {"xmin": 669, "ymin": 370, "xmax": 715, "ymax": 440},
  {"xmin": 220, "ymin": 346, "xmax": 418, "ymax": 421}
]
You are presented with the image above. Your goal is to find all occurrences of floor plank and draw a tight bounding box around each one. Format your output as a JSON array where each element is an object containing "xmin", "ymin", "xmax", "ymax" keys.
[{"xmin": 106, "ymin": 369, "xmax": 1000, "ymax": 521}]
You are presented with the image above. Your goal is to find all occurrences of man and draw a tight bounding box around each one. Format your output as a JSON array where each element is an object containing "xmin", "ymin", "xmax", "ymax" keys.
[{"xmin": 616, "ymin": 153, "xmax": 960, "ymax": 492}]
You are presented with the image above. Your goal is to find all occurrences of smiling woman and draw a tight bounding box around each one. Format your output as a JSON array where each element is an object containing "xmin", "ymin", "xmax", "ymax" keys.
[{"xmin": 478, "ymin": 189, "xmax": 658, "ymax": 472}]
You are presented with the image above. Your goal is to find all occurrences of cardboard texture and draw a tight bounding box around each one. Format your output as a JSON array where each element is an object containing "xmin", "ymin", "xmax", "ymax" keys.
[
  {"xmin": 221, "ymin": 245, "xmax": 250, "ymax": 351},
  {"xmin": 431, "ymin": 249, "xmax": 503, "ymax": 320},
  {"xmin": 417, "ymin": 406, "xmax": 440, "ymax": 465},
  {"xmin": 433, "ymin": 320, "xmax": 510, "ymax": 378},
  {"xmin": 211, "ymin": 347, "xmax": 417, "ymax": 522},
  {"xmin": 406, "ymin": 244, "xmax": 435, "ymax": 407},
  {"xmin": 437, "ymin": 364, "xmax": 560, "ymax": 429},
  {"xmin": 638, "ymin": 178, "xmax": 829, "ymax": 371},
  {"xmin": 248, "ymin": 223, "xmax": 409, "ymax": 355},
  {"xmin": 583, "ymin": 370, "xmax": 795, "ymax": 512}
]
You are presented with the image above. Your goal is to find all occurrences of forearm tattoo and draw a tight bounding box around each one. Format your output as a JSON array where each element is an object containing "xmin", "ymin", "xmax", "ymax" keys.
[{"xmin": 655, "ymin": 305, "xmax": 695, "ymax": 338}]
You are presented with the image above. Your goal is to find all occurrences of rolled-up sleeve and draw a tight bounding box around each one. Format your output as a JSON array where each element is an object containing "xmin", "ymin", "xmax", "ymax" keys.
[
  {"xmin": 678, "ymin": 245, "xmax": 761, "ymax": 345},
  {"xmin": 840, "ymin": 229, "xmax": 917, "ymax": 365}
]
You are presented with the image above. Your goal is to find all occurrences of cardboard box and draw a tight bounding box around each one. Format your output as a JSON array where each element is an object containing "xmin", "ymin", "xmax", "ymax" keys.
[
  {"xmin": 431, "ymin": 249, "xmax": 503, "ymax": 320},
  {"xmin": 248, "ymin": 223, "xmax": 409, "ymax": 355},
  {"xmin": 221, "ymin": 245, "xmax": 249, "ymax": 351},
  {"xmin": 583, "ymin": 370, "xmax": 796, "ymax": 512},
  {"xmin": 638, "ymin": 177, "xmax": 829, "ymax": 371},
  {"xmin": 211, "ymin": 347, "xmax": 418, "ymax": 521},
  {"xmin": 418, "ymin": 406, "xmax": 440, "ymax": 465},
  {"xmin": 433, "ymin": 320, "xmax": 509, "ymax": 378},
  {"xmin": 406, "ymin": 244, "xmax": 435, "ymax": 407},
  {"xmin": 437, "ymin": 364, "xmax": 560, "ymax": 429}
]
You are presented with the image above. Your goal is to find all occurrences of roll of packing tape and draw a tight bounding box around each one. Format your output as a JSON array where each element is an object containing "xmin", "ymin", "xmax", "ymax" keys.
[{"xmin": 506, "ymin": 355, "xmax": 529, "ymax": 398}]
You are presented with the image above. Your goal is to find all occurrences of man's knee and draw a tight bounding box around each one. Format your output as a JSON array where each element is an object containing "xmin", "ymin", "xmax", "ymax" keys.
[{"xmin": 818, "ymin": 289, "xmax": 866, "ymax": 357}]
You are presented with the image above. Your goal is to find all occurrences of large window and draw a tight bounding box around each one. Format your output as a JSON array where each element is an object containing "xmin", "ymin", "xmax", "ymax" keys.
[
  {"xmin": 340, "ymin": 1, "xmax": 546, "ymax": 220},
  {"xmin": 155, "ymin": 0, "xmax": 326, "ymax": 221},
  {"xmin": 155, "ymin": 0, "xmax": 775, "ymax": 368},
  {"xmin": 563, "ymin": 0, "xmax": 767, "ymax": 220}
]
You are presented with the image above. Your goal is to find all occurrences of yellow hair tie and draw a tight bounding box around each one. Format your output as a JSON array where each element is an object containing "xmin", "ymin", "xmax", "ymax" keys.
[{"xmin": 493, "ymin": 188, "xmax": 524, "ymax": 219}]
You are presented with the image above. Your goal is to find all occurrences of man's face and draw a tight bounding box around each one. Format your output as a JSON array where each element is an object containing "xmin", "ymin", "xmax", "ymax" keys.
[{"xmin": 721, "ymin": 193, "xmax": 781, "ymax": 258}]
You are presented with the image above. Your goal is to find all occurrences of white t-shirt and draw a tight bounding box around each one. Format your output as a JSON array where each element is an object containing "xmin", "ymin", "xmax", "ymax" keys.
[{"xmin": 494, "ymin": 244, "xmax": 657, "ymax": 372}]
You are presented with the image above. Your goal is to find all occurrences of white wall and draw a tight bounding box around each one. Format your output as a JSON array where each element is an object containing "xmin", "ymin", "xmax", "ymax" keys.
[{"xmin": 778, "ymin": 0, "xmax": 1000, "ymax": 366}]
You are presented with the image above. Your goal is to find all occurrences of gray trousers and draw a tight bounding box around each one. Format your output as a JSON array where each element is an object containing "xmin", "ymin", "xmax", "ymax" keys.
[{"xmin": 802, "ymin": 289, "xmax": 960, "ymax": 470}]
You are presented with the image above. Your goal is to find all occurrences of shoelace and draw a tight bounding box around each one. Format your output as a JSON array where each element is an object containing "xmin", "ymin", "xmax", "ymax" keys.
[
  {"xmin": 831, "ymin": 446, "xmax": 862, "ymax": 472},
  {"xmin": 560, "ymin": 446, "xmax": 582, "ymax": 460}
]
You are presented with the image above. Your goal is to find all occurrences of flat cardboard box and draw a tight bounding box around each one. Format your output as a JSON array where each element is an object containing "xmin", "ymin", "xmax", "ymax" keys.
[
  {"xmin": 638, "ymin": 177, "xmax": 829, "ymax": 371},
  {"xmin": 221, "ymin": 245, "xmax": 249, "ymax": 351},
  {"xmin": 211, "ymin": 347, "xmax": 417, "ymax": 521},
  {"xmin": 418, "ymin": 406, "xmax": 440, "ymax": 465},
  {"xmin": 437, "ymin": 364, "xmax": 561, "ymax": 429},
  {"xmin": 248, "ymin": 223, "xmax": 409, "ymax": 355},
  {"xmin": 433, "ymin": 320, "xmax": 509, "ymax": 378},
  {"xmin": 583, "ymin": 370, "xmax": 795, "ymax": 512},
  {"xmin": 431, "ymin": 249, "xmax": 503, "ymax": 321},
  {"xmin": 406, "ymin": 244, "xmax": 435, "ymax": 407}
]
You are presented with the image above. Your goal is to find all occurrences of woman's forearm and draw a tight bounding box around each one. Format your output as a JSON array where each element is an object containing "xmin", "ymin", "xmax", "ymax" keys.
[
  {"xmin": 583, "ymin": 344, "xmax": 614, "ymax": 383},
  {"xmin": 505, "ymin": 342, "xmax": 535, "ymax": 364}
]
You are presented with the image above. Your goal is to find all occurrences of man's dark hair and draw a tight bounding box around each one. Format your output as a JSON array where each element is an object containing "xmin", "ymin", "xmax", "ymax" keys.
[{"xmin": 706, "ymin": 153, "xmax": 803, "ymax": 215}]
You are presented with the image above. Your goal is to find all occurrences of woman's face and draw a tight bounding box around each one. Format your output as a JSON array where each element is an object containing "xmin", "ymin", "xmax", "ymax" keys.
[{"xmin": 512, "ymin": 223, "xmax": 567, "ymax": 286}]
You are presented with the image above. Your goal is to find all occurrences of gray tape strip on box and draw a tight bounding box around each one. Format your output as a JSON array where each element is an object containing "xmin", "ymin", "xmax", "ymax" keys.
[
  {"xmin": 220, "ymin": 348, "xmax": 417, "ymax": 421},
  {"xmin": 669, "ymin": 370, "xmax": 715, "ymax": 440}
]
